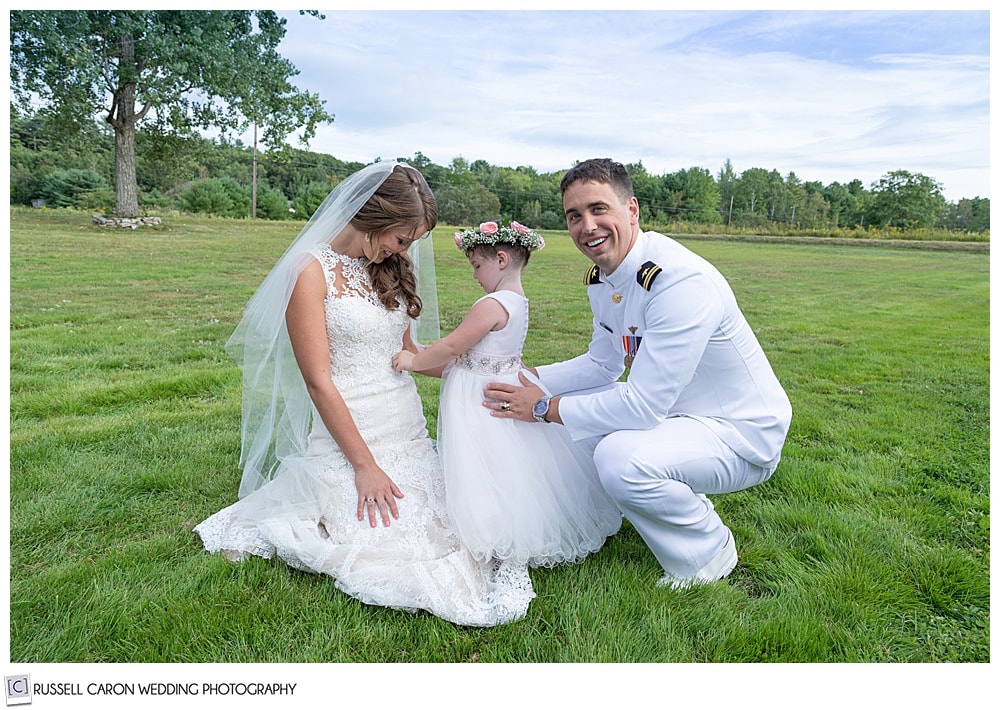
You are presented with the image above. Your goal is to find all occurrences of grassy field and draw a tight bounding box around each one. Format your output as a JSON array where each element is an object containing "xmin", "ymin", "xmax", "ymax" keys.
[{"xmin": 7, "ymin": 208, "xmax": 989, "ymax": 671}]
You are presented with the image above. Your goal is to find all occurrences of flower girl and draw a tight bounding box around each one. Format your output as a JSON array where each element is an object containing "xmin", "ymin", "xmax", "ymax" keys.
[{"xmin": 392, "ymin": 221, "xmax": 621, "ymax": 567}]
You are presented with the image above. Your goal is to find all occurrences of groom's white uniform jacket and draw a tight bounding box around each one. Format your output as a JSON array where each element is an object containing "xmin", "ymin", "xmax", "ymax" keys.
[{"xmin": 536, "ymin": 230, "xmax": 791, "ymax": 469}]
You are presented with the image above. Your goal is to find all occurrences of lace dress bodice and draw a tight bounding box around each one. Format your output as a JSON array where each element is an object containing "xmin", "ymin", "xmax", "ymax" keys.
[
  {"xmin": 305, "ymin": 246, "xmax": 428, "ymax": 457},
  {"xmin": 313, "ymin": 246, "xmax": 409, "ymax": 386}
]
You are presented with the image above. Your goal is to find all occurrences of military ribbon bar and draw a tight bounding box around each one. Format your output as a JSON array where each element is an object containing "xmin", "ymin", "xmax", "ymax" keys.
[{"xmin": 622, "ymin": 332, "xmax": 642, "ymax": 368}]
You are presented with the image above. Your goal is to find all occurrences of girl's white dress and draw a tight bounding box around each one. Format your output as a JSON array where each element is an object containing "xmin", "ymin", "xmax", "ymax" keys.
[
  {"xmin": 438, "ymin": 290, "xmax": 622, "ymax": 567},
  {"xmin": 195, "ymin": 246, "xmax": 534, "ymax": 627}
]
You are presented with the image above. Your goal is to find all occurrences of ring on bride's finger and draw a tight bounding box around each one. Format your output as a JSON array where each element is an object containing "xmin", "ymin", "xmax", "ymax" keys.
[
  {"xmin": 366, "ymin": 497, "xmax": 375, "ymax": 503},
  {"xmin": 500, "ymin": 401, "xmax": 510, "ymax": 411}
]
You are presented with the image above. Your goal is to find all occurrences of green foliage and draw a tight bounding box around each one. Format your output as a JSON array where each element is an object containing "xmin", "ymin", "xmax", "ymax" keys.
[
  {"xmin": 135, "ymin": 129, "xmax": 209, "ymax": 195},
  {"xmin": 939, "ymin": 196, "xmax": 990, "ymax": 233},
  {"xmin": 7, "ymin": 210, "xmax": 989, "ymax": 666},
  {"xmin": 867, "ymin": 170, "xmax": 947, "ymax": 229},
  {"xmin": 261, "ymin": 150, "xmax": 362, "ymax": 205},
  {"xmin": 10, "ymin": 10, "xmax": 333, "ymax": 217},
  {"xmin": 822, "ymin": 180, "xmax": 866, "ymax": 227},
  {"xmin": 291, "ymin": 181, "xmax": 335, "ymax": 219},
  {"xmin": 435, "ymin": 183, "xmax": 502, "ymax": 226},
  {"xmin": 662, "ymin": 166, "xmax": 722, "ymax": 223},
  {"xmin": 223, "ymin": 30, "xmax": 334, "ymax": 154},
  {"xmin": 138, "ymin": 188, "xmax": 173, "ymax": 211},
  {"xmin": 194, "ymin": 142, "xmax": 254, "ymax": 187},
  {"xmin": 482, "ymin": 164, "xmax": 563, "ymax": 227},
  {"xmin": 9, "ymin": 145, "xmax": 56, "ymax": 205},
  {"xmin": 254, "ymin": 182, "xmax": 294, "ymax": 221},
  {"xmin": 9, "ymin": 112, "xmax": 115, "ymax": 205},
  {"xmin": 74, "ymin": 187, "xmax": 116, "ymax": 212},
  {"xmin": 518, "ymin": 199, "xmax": 565, "ymax": 230},
  {"xmin": 177, "ymin": 178, "xmax": 251, "ymax": 218},
  {"xmin": 33, "ymin": 168, "xmax": 110, "ymax": 208}
]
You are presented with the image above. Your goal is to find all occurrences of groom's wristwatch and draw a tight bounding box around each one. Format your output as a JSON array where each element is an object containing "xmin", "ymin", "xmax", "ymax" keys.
[{"xmin": 532, "ymin": 396, "xmax": 552, "ymax": 423}]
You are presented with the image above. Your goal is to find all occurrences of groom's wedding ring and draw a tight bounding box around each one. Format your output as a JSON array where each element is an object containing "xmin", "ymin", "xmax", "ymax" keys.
[{"xmin": 500, "ymin": 401, "xmax": 510, "ymax": 411}]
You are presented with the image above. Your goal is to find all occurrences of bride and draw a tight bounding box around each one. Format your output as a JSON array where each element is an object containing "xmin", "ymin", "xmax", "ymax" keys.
[{"xmin": 195, "ymin": 161, "xmax": 533, "ymax": 626}]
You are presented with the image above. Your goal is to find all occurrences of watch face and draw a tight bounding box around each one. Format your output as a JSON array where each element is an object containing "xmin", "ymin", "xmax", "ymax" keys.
[{"xmin": 533, "ymin": 398, "xmax": 548, "ymax": 417}]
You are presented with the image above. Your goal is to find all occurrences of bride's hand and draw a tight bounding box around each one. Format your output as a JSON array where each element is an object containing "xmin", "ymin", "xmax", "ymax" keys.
[{"xmin": 354, "ymin": 463, "xmax": 405, "ymax": 527}]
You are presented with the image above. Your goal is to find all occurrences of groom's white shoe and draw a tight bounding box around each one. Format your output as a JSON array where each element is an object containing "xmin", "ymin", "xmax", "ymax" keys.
[{"xmin": 656, "ymin": 531, "xmax": 738, "ymax": 590}]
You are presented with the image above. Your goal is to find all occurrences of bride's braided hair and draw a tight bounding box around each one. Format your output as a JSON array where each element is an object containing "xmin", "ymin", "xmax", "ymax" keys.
[{"xmin": 350, "ymin": 165, "xmax": 437, "ymax": 318}]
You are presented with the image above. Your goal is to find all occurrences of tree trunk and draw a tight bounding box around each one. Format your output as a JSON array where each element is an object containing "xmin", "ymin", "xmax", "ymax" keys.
[
  {"xmin": 113, "ymin": 116, "xmax": 140, "ymax": 218},
  {"xmin": 108, "ymin": 31, "xmax": 140, "ymax": 219}
]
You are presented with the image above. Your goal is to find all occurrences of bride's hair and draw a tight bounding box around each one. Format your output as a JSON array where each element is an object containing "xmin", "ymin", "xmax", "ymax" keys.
[{"xmin": 351, "ymin": 165, "xmax": 438, "ymax": 318}]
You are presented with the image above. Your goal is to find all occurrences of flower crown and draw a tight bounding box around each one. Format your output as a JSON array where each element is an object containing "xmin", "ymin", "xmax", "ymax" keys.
[{"xmin": 454, "ymin": 220, "xmax": 545, "ymax": 252}]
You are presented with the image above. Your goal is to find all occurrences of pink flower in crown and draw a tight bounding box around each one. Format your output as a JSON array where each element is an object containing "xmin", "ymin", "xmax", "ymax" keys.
[
  {"xmin": 454, "ymin": 232, "xmax": 464, "ymax": 248},
  {"xmin": 538, "ymin": 236, "xmax": 546, "ymax": 249},
  {"xmin": 510, "ymin": 220, "xmax": 530, "ymax": 235},
  {"xmin": 479, "ymin": 221, "xmax": 499, "ymax": 235}
]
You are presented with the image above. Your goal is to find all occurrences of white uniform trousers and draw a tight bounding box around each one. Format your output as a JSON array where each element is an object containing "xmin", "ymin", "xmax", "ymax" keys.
[{"xmin": 584, "ymin": 416, "xmax": 775, "ymax": 578}]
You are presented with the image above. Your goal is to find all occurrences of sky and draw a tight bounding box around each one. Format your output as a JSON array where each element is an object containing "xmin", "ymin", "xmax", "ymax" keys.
[{"xmin": 259, "ymin": 6, "xmax": 991, "ymax": 202}]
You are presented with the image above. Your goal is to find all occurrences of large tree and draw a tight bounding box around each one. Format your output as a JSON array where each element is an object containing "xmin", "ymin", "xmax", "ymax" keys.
[
  {"xmin": 10, "ymin": 10, "xmax": 333, "ymax": 217},
  {"xmin": 867, "ymin": 170, "xmax": 946, "ymax": 230},
  {"xmin": 662, "ymin": 167, "xmax": 722, "ymax": 224}
]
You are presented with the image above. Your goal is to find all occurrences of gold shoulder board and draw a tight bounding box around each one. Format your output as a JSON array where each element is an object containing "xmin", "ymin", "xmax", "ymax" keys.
[{"xmin": 637, "ymin": 261, "xmax": 662, "ymax": 290}]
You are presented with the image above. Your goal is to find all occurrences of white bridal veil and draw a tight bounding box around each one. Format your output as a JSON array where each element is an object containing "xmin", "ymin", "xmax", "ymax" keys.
[{"xmin": 226, "ymin": 160, "xmax": 439, "ymax": 498}]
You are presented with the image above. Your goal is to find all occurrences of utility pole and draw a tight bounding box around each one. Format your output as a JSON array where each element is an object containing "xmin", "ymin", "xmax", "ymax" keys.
[{"xmin": 251, "ymin": 123, "xmax": 258, "ymax": 220}]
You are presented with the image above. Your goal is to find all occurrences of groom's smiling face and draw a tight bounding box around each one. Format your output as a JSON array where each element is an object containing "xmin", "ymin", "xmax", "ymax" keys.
[{"xmin": 563, "ymin": 180, "xmax": 639, "ymax": 275}]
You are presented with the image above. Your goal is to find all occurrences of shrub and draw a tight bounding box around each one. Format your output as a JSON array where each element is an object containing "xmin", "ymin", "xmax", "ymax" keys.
[
  {"xmin": 33, "ymin": 168, "xmax": 110, "ymax": 208},
  {"xmin": 292, "ymin": 181, "xmax": 334, "ymax": 220},
  {"xmin": 74, "ymin": 188, "xmax": 116, "ymax": 212},
  {"xmin": 177, "ymin": 178, "xmax": 251, "ymax": 218},
  {"xmin": 139, "ymin": 189, "xmax": 173, "ymax": 211},
  {"xmin": 254, "ymin": 183, "xmax": 294, "ymax": 221}
]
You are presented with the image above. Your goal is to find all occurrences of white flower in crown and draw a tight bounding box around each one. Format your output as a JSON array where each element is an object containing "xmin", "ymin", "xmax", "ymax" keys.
[{"xmin": 454, "ymin": 220, "xmax": 545, "ymax": 252}]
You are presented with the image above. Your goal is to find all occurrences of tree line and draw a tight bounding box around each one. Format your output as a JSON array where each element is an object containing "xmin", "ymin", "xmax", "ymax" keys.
[{"xmin": 10, "ymin": 116, "xmax": 990, "ymax": 236}]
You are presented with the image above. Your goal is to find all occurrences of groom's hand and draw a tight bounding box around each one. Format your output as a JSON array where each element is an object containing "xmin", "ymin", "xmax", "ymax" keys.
[{"xmin": 483, "ymin": 371, "xmax": 542, "ymax": 422}]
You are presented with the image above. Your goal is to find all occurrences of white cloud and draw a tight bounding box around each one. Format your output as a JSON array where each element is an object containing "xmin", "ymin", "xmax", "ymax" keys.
[{"xmin": 268, "ymin": 9, "xmax": 989, "ymax": 200}]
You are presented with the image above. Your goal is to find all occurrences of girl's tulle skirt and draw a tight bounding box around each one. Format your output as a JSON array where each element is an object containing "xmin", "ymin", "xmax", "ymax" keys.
[{"xmin": 438, "ymin": 368, "xmax": 622, "ymax": 567}]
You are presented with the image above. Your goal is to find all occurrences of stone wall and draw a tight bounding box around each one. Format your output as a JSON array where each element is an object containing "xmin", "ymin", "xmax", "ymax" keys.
[{"xmin": 92, "ymin": 215, "xmax": 163, "ymax": 229}]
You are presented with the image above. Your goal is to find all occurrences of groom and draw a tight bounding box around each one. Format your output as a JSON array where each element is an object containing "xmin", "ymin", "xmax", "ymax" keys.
[{"xmin": 485, "ymin": 158, "xmax": 792, "ymax": 589}]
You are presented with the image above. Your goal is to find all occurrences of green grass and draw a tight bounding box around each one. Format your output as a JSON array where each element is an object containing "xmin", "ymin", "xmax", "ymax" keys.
[{"xmin": 7, "ymin": 207, "xmax": 989, "ymax": 663}]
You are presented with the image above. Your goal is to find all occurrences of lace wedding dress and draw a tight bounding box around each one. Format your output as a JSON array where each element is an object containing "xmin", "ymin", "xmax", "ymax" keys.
[{"xmin": 195, "ymin": 245, "xmax": 534, "ymax": 626}]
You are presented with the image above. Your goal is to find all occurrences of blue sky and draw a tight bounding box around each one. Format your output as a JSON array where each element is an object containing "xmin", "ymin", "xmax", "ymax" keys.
[{"xmin": 264, "ymin": 8, "xmax": 990, "ymax": 202}]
